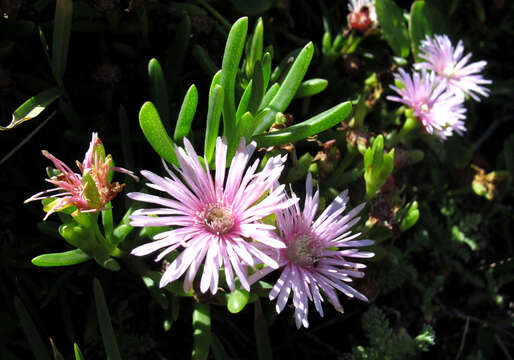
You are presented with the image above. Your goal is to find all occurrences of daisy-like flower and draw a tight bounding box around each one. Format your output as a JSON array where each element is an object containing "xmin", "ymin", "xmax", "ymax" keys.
[
  {"xmin": 25, "ymin": 133, "xmax": 136, "ymax": 220},
  {"xmin": 250, "ymin": 174, "xmax": 374, "ymax": 328},
  {"xmin": 414, "ymin": 34, "xmax": 491, "ymax": 101},
  {"xmin": 128, "ymin": 137, "xmax": 295, "ymax": 294},
  {"xmin": 348, "ymin": 0, "xmax": 377, "ymax": 31},
  {"xmin": 387, "ymin": 68, "xmax": 467, "ymax": 139}
]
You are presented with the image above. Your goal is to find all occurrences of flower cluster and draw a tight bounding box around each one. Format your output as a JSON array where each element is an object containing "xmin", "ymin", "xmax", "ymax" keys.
[
  {"xmin": 129, "ymin": 137, "xmax": 374, "ymax": 328},
  {"xmin": 26, "ymin": 133, "xmax": 136, "ymax": 220},
  {"xmin": 388, "ymin": 34, "xmax": 491, "ymax": 139}
]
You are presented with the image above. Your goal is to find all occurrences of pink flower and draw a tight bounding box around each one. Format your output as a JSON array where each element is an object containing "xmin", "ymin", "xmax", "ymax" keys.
[
  {"xmin": 387, "ymin": 68, "xmax": 467, "ymax": 139},
  {"xmin": 25, "ymin": 133, "xmax": 136, "ymax": 219},
  {"xmin": 348, "ymin": 0, "xmax": 378, "ymax": 31},
  {"xmin": 250, "ymin": 174, "xmax": 374, "ymax": 328},
  {"xmin": 128, "ymin": 137, "xmax": 295, "ymax": 294},
  {"xmin": 415, "ymin": 34, "xmax": 491, "ymax": 101}
]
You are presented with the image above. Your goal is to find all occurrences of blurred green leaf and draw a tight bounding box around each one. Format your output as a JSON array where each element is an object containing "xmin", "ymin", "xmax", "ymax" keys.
[
  {"xmin": 253, "ymin": 101, "xmax": 352, "ymax": 147},
  {"xmin": 74, "ymin": 343, "xmax": 85, "ymax": 360},
  {"xmin": 139, "ymin": 101, "xmax": 178, "ymax": 166},
  {"xmin": 32, "ymin": 249, "xmax": 91, "ymax": 267},
  {"xmin": 52, "ymin": 0, "xmax": 72, "ymax": 84},
  {"xmin": 14, "ymin": 297, "xmax": 51, "ymax": 360},
  {"xmin": 93, "ymin": 278, "xmax": 122, "ymax": 360},
  {"xmin": 119, "ymin": 105, "xmax": 134, "ymax": 171},
  {"xmin": 409, "ymin": 1, "xmax": 445, "ymax": 59},
  {"xmin": 286, "ymin": 152, "xmax": 313, "ymax": 182},
  {"xmin": 2, "ymin": 88, "xmax": 60, "ymax": 130},
  {"xmin": 192, "ymin": 303, "xmax": 211, "ymax": 360},
  {"xmin": 375, "ymin": 0, "xmax": 410, "ymax": 58},
  {"xmin": 148, "ymin": 58, "xmax": 170, "ymax": 130},
  {"xmin": 211, "ymin": 334, "xmax": 231, "ymax": 360},
  {"xmin": 254, "ymin": 300, "xmax": 272, "ymax": 360},
  {"xmin": 193, "ymin": 45, "xmax": 219, "ymax": 78},
  {"xmin": 166, "ymin": 14, "xmax": 191, "ymax": 99},
  {"xmin": 174, "ymin": 84, "xmax": 198, "ymax": 143},
  {"xmin": 205, "ymin": 85, "xmax": 224, "ymax": 164}
]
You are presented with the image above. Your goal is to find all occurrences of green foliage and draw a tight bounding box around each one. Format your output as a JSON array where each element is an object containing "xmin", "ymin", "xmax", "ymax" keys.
[{"xmin": 344, "ymin": 306, "xmax": 435, "ymax": 359}]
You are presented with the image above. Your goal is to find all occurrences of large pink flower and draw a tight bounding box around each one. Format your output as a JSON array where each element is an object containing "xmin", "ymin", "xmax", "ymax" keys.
[
  {"xmin": 387, "ymin": 68, "xmax": 467, "ymax": 139},
  {"xmin": 414, "ymin": 34, "xmax": 491, "ymax": 101},
  {"xmin": 128, "ymin": 137, "xmax": 295, "ymax": 294},
  {"xmin": 25, "ymin": 133, "xmax": 135, "ymax": 219},
  {"xmin": 250, "ymin": 174, "xmax": 374, "ymax": 328}
]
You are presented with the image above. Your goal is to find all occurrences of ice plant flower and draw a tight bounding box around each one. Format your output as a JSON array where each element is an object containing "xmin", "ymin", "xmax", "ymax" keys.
[
  {"xmin": 387, "ymin": 68, "xmax": 467, "ymax": 139},
  {"xmin": 25, "ymin": 133, "xmax": 136, "ymax": 220},
  {"xmin": 128, "ymin": 137, "xmax": 295, "ymax": 294},
  {"xmin": 250, "ymin": 174, "xmax": 374, "ymax": 328},
  {"xmin": 414, "ymin": 34, "xmax": 491, "ymax": 101},
  {"xmin": 348, "ymin": 0, "xmax": 377, "ymax": 31}
]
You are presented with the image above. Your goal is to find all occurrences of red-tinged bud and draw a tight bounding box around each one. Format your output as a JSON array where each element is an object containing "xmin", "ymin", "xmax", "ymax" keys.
[{"xmin": 349, "ymin": 8, "xmax": 372, "ymax": 31}]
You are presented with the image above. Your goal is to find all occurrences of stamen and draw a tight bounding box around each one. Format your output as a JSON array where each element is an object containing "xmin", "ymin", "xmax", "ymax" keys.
[
  {"xmin": 286, "ymin": 232, "xmax": 323, "ymax": 267},
  {"xmin": 199, "ymin": 203, "xmax": 235, "ymax": 235}
]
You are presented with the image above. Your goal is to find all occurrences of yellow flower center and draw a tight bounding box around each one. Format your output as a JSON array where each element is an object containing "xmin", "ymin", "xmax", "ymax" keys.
[{"xmin": 200, "ymin": 203, "xmax": 235, "ymax": 235}]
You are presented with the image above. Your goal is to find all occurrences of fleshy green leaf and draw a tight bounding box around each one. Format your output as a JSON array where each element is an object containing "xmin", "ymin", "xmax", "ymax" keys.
[
  {"xmin": 220, "ymin": 17, "xmax": 248, "ymax": 141},
  {"xmin": 236, "ymin": 80, "xmax": 253, "ymax": 124},
  {"xmin": 226, "ymin": 289, "xmax": 250, "ymax": 313},
  {"xmin": 93, "ymin": 278, "xmax": 122, "ymax": 360},
  {"xmin": 245, "ymin": 17, "xmax": 263, "ymax": 78},
  {"xmin": 174, "ymin": 84, "xmax": 198, "ymax": 143},
  {"xmin": 2, "ymin": 87, "xmax": 60, "ymax": 130},
  {"xmin": 294, "ymin": 78, "xmax": 328, "ymax": 99},
  {"xmin": 192, "ymin": 303, "xmax": 211, "ymax": 360},
  {"xmin": 375, "ymin": 0, "xmax": 410, "ymax": 58},
  {"xmin": 205, "ymin": 85, "xmax": 224, "ymax": 164},
  {"xmin": 253, "ymin": 42, "xmax": 314, "ymax": 134},
  {"xmin": 252, "ymin": 101, "xmax": 352, "ymax": 147},
  {"xmin": 148, "ymin": 58, "xmax": 170, "ymax": 129},
  {"xmin": 74, "ymin": 343, "xmax": 85, "ymax": 360},
  {"xmin": 139, "ymin": 101, "xmax": 178, "ymax": 166},
  {"xmin": 248, "ymin": 60, "xmax": 264, "ymax": 114},
  {"xmin": 32, "ymin": 249, "xmax": 91, "ymax": 267},
  {"xmin": 52, "ymin": 0, "xmax": 72, "ymax": 84},
  {"xmin": 236, "ymin": 111, "xmax": 257, "ymax": 143}
]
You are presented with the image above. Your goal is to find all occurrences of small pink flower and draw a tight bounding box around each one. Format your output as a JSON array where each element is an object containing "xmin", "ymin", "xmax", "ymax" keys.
[
  {"xmin": 128, "ymin": 137, "xmax": 295, "ymax": 294},
  {"xmin": 250, "ymin": 174, "xmax": 374, "ymax": 328},
  {"xmin": 387, "ymin": 68, "xmax": 467, "ymax": 139},
  {"xmin": 415, "ymin": 34, "xmax": 491, "ymax": 101},
  {"xmin": 25, "ymin": 133, "xmax": 136, "ymax": 219}
]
